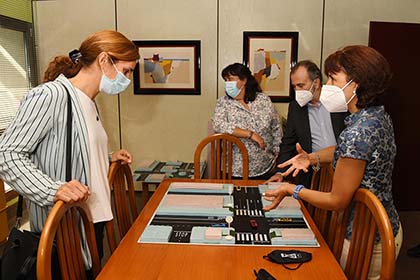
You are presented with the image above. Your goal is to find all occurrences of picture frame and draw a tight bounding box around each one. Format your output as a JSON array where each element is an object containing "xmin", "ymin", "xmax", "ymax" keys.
[
  {"xmin": 243, "ymin": 31, "xmax": 298, "ymax": 102},
  {"xmin": 133, "ymin": 40, "xmax": 201, "ymax": 95}
]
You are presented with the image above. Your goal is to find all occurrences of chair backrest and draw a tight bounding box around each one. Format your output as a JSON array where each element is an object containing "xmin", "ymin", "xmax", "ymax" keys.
[
  {"xmin": 308, "ymin": 163, "xmax": 334, "ymax": 237},
  {"xmin": 0, "ymin": 179, "xmax": 8, "ymax": 244},
  {"xmin": 328, "ymin": 188, "xmax": 396, "ymax": 280},
  {"xmin": 194, "ymin": 133, "xmax": 249, "ymax": 180},
  {"xmin": 37, "ymin": 201, "xmax": 100, "ymax": 280},
  {"xmin": 108, "ymin": 161, "xmax": 138, "ymax": 243}
]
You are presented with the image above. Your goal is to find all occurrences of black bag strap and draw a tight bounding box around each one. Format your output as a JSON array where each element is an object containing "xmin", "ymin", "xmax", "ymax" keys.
[
  {"xmin": 16, "ymin": 84, "xmax": 72, "ymax": 226},
  {"xmin": 16, "ymin": 195, "xmax": 24, "ymax": 227},
  {"xmin": 64, "ymin": 85, "xmax": 72, "ymax": 182},
  {"xmin": 262, "ymin": 255, "xmax": 305, "ymax": 270},
  {"xmin": 282, "ymin": 262, "xmax": 304, "ymax": 270}
]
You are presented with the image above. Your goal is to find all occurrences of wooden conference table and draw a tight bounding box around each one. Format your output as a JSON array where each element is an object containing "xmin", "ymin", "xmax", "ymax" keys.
[{"xmin": 97, "ymin": 179, "xmax": 347, "ymax": 280}]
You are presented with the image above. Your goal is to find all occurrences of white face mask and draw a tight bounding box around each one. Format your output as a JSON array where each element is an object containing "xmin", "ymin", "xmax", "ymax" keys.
[
  {"xmin": 295, "ymin": 81, "xmax": 314, "ymax": 107},
  {"xmin": 320, "ymin": 80, "xmax": 355, "ymax": 112}
]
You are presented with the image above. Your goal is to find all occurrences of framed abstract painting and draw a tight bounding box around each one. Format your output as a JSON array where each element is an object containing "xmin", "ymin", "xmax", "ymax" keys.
[
  {"xmin": 133, "ymin": 40, "xmax": 201, "ymax": 95},
  {"xmin": 243, "ymin": 32, "xmax": 298, "ymax": 102}
]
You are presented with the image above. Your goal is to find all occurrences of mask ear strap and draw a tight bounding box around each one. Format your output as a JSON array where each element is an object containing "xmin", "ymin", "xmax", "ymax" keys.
[
  {"xmin": 342, "ymin": 79, "xmax": 353, "ymax": 89},
  {"xmin": 346, "ymin": 92, "xmax": 357, "ymax": 105},
  {"xmin": 108, "ymin": 56, "xmax": 119, "ymax": 71},
  {"xmin": 309, "ymin": 80, "xmax": 315, "ymax": 91},
  {"xmin": 105, "ymin": 55, "xmax": 122, "ymax": 77},
  {"xmin": 108, "ymin": 56, "xmax": 116, "ymax": 66}
]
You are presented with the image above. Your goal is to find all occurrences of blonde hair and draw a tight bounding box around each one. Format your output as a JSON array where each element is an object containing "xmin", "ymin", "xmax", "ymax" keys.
[{"xmin": 43, "ymin": 30, "xmax": 139, "ymax": 82}]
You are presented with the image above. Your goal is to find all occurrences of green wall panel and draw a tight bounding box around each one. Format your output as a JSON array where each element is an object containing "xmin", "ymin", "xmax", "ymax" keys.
[{"xmin": 0, "ymin": 0, "xmax": 32, "ymax": 23}]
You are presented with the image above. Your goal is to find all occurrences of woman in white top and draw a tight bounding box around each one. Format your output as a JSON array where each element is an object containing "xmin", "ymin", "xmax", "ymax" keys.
[{"xmin": 0, "ymin": 30, "xmax": 139, "ymax": 261}]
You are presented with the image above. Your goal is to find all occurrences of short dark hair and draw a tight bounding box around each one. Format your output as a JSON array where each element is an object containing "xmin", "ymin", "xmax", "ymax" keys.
[
  {"xmin": 291, "ymin": 60, "xmax": 322, "ymax": 83},
  {"xmin": 324, "ymin": 45, "xmax": 393, "ymax": 108},
  {"xmin": 221, "ymin": 63, "xmax": 261, "ymax": 103}
]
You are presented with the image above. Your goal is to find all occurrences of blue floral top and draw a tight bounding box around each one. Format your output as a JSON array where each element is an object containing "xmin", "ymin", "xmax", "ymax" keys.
[
  {"xmin": 332, "ymin": 106, "xmax": 400, "ymax": 241},
  {"xmin": 212, "ymin": 93, "xmax": 282, "ymax": 177}
]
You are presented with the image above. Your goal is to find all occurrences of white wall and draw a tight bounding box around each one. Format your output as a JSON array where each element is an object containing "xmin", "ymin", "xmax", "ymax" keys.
[
  {"xmin": 33, "ymin": 0, "xmax": 420, "ymax": 167},
  {"xmin": 117, "ymin": 0, "xmax": 218, "ymax": 163},
  {"xmin": 33, "ymin": 0, "xmax": 121, "ymax": 153},
  {"xmin": 323, "ymin": 0, "xmax": 420, "ymax": 62},
  {"xmin": 218, "ymin": 0, "xmax": 324, "ymax": 118}
]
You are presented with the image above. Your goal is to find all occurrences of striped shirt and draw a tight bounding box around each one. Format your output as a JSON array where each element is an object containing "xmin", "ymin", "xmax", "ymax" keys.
[{"xmin": 0, "ymin": 74, "xmax": 91, "ymax": 233}]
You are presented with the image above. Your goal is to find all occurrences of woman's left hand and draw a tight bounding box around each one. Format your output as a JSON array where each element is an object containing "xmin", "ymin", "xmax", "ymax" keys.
[
  {"xmin": 262, "ymin": 183, "xmax": 294, "ymax": 211},
  {"xmin": 111, "ymin": 149, "xmax": 132, "ymax": 164}
]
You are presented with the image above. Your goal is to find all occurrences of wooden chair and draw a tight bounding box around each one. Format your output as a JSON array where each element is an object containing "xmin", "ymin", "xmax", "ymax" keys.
[
  {"xmin": 194, "ymin": 133, "xmax": 249, "ymax": 180},
  {"xmin": 327, "ymin": 209, "xmax": 350, "ymax": 261},
  {"xmin": 107, "ymin": 161, "xmax": 138, "ymax": 248},
  {"xmin": 0, "ymin": 179, "xmax": 9, "ymax": 244},
  {"xmin": 307, "ymin": 163, "xmax": 334, "ymax": 237},
  {"xmin": 327, "ymin": 188, "xmax": 396, "ymax": 280},
  {"xmin": 37, "ymin": 201, "xmax": 100, "ymax": 280}
]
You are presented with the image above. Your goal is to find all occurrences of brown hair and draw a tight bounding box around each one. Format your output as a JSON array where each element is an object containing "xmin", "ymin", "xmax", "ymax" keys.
[
  {"xmin": 324, "ymin": 45, "xmax": 392, "ymax": 108},
  {"xmin": 43, "ymin": 30, "xmax": 139, "ymax": 82}
]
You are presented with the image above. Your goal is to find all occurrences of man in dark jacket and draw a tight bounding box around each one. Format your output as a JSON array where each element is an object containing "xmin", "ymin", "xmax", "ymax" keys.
[{"xmin": 267, "ymin": 60, "xmax": 347, "ymax": 187}]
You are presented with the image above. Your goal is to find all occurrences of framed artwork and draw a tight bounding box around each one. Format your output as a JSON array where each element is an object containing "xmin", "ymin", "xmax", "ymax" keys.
[
  {"xmin": 133, "ymin": 40, "xmax": 201, "ymax": 95},
  {"xmin": 243, "ymin": 31, "xmax": 298, "ymax": 102}
]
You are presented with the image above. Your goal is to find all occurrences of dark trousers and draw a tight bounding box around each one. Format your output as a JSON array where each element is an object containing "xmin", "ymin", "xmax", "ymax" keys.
[
  {"xmin": 86, "ymin": 222, "xmax": 105, "ymax": 279},
  {"xmin": 93, "ymin": 221, "xmax": 106, "ymax": 260}
]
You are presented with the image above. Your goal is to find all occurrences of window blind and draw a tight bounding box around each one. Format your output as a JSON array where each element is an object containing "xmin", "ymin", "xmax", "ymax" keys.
[{"xmin": 0, "ymin": 26, "xmax": 30, "ymax": 135}]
